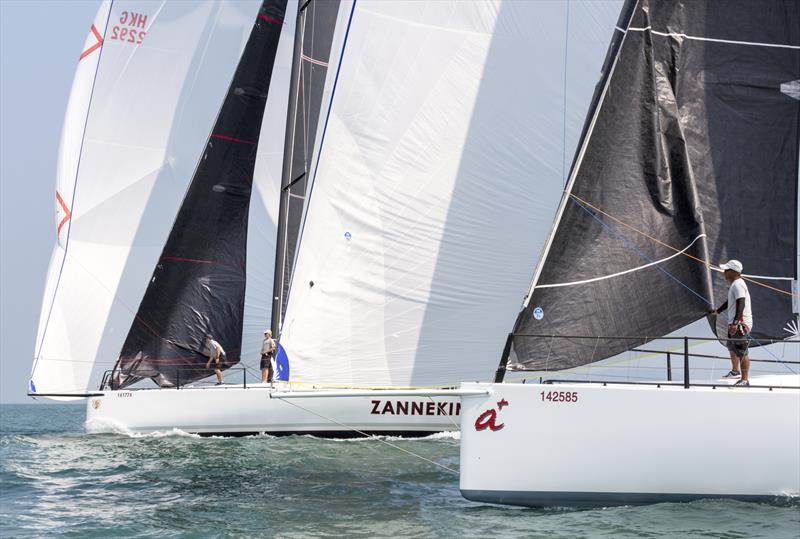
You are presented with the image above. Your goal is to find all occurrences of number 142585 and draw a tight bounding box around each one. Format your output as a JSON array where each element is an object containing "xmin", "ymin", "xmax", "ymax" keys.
[{"xmin": 540, "ymin": 390, "xmax": 579, "ymax": 403}]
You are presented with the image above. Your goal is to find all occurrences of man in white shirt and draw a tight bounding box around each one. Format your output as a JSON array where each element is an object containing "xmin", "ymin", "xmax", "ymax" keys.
[
  {"xmin": 203, "ymin": 335, "xmax": 227, "ymax": 385},
  {"xmin": 711, "ymin": 260, "xmax": 753, "ymax": 387},
  {"xmin": 260, "ymin": 329, "xmax": 276, "ymax": 383}
]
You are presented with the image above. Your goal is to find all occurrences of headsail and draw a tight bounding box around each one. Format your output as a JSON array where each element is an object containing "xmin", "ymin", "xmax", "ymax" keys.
[
  {"xmin": 31, "ymin": 1, "xmax": 266, "ymax": 396},
  {"xmin": 510, "ymin": 0, "xmax": 800, "ymax": 372},
  {"xmin": 278, "ymin": 0, "xmax": 623, "ymax": 387},
  {"xmin": 112, "ymin": 0, "xmax": 289, "ymax": 389},
  {"xmin": 271, "ymin": 0, "xmax": 341, "ymax": 337}
]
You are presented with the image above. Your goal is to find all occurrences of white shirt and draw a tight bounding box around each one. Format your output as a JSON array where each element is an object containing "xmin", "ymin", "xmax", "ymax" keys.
[
  {"xmin": 726, "ymin": 278, "xmax": 753, "ymax": 330},
  {"xmin": 206, "ymin": 339, "xmax": 225, "ymax": 358}
]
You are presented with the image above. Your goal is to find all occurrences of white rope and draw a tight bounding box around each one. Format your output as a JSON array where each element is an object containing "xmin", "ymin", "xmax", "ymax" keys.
[
  {"xmin": 620, "ymin": 26, "xmax": 800, "ymax": 50},
  {"xmin": 536, "ymin": 234, "xmax": 705, "ymax": 289},
  {"xmin": 276, "ymin": 397, "xmax": 458, "ymax": 475}
]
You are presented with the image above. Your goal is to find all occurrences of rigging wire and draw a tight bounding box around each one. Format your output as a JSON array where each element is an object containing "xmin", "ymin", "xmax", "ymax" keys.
[{"xmin": 274, "ymin": 397, "xmax": 458, "ymax": 474}]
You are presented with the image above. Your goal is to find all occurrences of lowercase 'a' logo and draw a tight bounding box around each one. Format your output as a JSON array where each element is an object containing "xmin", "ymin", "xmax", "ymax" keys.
[{"xmin": 474, "ymin": 398, "xmax": 509, "ymax": 432}]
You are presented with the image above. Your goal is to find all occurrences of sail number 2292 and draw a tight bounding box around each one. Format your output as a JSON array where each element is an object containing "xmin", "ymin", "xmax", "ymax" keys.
[{"xmin": 540, "ymin": 391, "xmax": 579, "ymax": 403}]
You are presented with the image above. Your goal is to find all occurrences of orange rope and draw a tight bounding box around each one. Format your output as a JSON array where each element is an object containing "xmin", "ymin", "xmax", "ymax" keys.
[{"xmin": 569, "ymin": 194, "xmax": 798, "ymax": 298}]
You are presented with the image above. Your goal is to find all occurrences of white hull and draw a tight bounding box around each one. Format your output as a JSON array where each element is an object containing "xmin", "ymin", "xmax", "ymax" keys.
[
  {"xmin": 85, "ymin": 384, "xmax": 460, "ymax": 437},
  {"xmin": 459, "ymin": 376, "xmax": 800, "ymax": 506}
]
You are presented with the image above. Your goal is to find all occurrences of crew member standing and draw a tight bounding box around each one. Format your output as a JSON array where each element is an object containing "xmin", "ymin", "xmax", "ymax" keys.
[
  {"xmin": 204, "ymin": 334, "xmax": 227, "ymax": 385},
  {"xmin": 711, "ymin": 260, "xmax": 753, "ymax": 387},
  {"xmin": 261, "ymin": 329, "xmax": 276, "ymax": 383}
]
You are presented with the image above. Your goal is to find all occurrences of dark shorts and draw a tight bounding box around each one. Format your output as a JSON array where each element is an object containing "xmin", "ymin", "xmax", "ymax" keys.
[
  {"xmin": 211, "ymin": 354, "xmax": 226, "ymax": 370},
  {"xmin": 260, "ymin": 354, "xmax": 273, "ymax": 370},
  {"xmin": 726, "ymin": 329, "xmax": 750, "ymax": 359}
]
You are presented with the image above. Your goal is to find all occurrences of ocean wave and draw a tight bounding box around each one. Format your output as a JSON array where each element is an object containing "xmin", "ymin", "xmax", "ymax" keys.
[{"xmin": 84, "ymin": 418, "xmax": 200, "ymax": 439}]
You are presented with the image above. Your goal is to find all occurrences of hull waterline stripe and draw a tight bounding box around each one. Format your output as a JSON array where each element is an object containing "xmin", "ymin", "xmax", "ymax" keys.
[
  {"xmin": 460, "ymin": 489, "xmax": 789, "ymax": 507},
  {"xmin": 536, "ymin": 235, "xmax": 706, "ymax": 289},
  {"xmin": 271, "ymin": 388, "xmax": 489, "ymax": 398},
  {"xmin": 619, "ymin": 26, "xmax": 800, "ymax": 50}
]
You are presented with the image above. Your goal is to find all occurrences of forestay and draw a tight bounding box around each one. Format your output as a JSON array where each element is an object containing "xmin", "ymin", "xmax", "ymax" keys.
[
  {"xmin": 278, "ymin": 0, "xmax": 623, "ymax": 387},
  {"xmin": 31, "ymin": 0, "xmax": 266, "ymax": 395},
  {"xmin": 511, "ymin": 0, "xmax": 800, "ymax": 371}
]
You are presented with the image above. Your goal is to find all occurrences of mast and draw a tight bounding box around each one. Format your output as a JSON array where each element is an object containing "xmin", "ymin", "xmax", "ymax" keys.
[
  {"xmin": 271, "ymin": 2, "xmax": 305, "ymax": 339},
  {"xmin": 271, "ymin": 0, "xmax": 341, "ymax": 339}
]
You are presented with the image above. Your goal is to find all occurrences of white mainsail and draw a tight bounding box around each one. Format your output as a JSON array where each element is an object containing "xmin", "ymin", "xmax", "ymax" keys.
[
  {"xmin": 279, "ymin": 0, "xmax": 623, "ymax": 387},
  {"xmin": 31, "ymin": 0, "xmax": 270, "ymax": 395}
]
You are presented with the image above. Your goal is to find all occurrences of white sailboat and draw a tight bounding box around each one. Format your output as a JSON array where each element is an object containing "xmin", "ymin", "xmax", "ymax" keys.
[
  {"xmin": 458, "ymin": 0, "xmax": 800, "ymax": 505},
  {"xmin": 32, "ymin": 0, "xmax": 621, "ymax": 436}
]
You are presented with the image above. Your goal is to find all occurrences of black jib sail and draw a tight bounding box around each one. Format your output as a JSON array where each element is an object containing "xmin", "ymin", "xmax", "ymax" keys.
[
  {"xmin": 111, "ymin": 0, "xmax": 288, "ymax": 389},
  {"xmin": 509, "ymin": 0, "xmax": 799, "ymax": 372},
  {"xmin": 271, "ymin": 0, "xmax": 340, "ymax": 337}
]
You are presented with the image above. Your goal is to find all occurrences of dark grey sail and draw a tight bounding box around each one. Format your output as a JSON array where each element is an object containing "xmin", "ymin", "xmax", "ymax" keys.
[
  {"xmin": 508, "ymin": 0, "xmax": 799, "ymax": 372},
  {"xmin": 110, "ymin": 0, "xmax": 288, "ymax": 389},
  {"xmin": 271, "ymin": 0, "xmax": 340, "ymax": 337}
]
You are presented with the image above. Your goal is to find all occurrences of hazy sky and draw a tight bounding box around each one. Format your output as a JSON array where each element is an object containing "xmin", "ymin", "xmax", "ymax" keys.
[{"xmin": 1, "ymin": 1, "xmax": 100, "ymax": 403}]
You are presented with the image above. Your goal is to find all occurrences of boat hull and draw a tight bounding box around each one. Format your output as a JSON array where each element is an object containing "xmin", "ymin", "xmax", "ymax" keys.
[
  {"xmin": 85, "ymin": 385, "xmax": 460, "ymax": 436},
  {"xmin": 459, "ymin": 379, "xmax": 800, "ymax": 506}
]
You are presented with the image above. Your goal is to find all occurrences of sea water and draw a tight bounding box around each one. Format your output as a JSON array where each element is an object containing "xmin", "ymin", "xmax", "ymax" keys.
[{"xmin": 1, "ymin": 403, "xmax": 798, "ymax": 538}]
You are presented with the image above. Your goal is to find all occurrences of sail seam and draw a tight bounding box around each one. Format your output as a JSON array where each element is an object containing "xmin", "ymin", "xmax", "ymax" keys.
[
  {"xmin": 619, "ymin": 26, "xmax": 800, "ymax": 50},
  {"xmin": 536, "ymin": 234, "xmax": 706, "ymax": 289}
]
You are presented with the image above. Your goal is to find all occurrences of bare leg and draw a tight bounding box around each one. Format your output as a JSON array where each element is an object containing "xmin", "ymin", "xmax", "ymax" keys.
[
  {"xmin": 215, "ymin": 369, "xmax": 223, "ymax": 383},
  {"xmin": 740, "ymin": 353, "xmax": 750, "ymax": 382},
  {"xmin": 729, "ymin": 351, "xmax": 740, "ymax": 373},
  {"xmin": 261, "ymin": 368, "xmax": 268, "ymax": 383}
]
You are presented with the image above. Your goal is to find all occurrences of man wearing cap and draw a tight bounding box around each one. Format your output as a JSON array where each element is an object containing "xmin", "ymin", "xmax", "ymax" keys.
[
  {"xmin": 710, "ymin": 260, "xmax": 753, "ymax": 387},
  {"xmin": 260, "ymin": 329, "xmax": 276, "ymax": 383}
]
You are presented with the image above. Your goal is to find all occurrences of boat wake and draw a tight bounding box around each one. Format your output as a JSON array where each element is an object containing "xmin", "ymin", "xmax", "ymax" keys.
[{"xmin": 85, "ymin": 418, "xmax": 200, "ymax": 439}]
